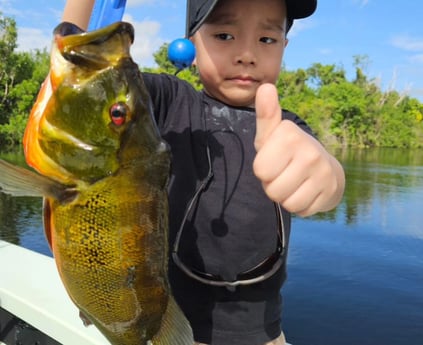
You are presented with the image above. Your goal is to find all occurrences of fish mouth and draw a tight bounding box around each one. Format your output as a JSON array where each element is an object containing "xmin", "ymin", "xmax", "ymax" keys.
[{"xmin": 53, "ymin": 21, "xmax": 135, "ymax": 70}]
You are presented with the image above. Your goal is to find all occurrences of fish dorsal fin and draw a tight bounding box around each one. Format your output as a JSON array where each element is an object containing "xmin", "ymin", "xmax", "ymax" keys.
[
  {"xmin": 152, "ymin": 295, "xmax": 193, "ymax": 345},
  {"xmin": 0, "ymin": 159, "xmax": 75, "ymax": 201}
]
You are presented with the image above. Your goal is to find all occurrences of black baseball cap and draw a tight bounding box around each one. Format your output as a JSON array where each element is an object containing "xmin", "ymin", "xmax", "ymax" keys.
[{"xmin": 186, "ymin": 0, "xmax": 317, "ymax": 37}]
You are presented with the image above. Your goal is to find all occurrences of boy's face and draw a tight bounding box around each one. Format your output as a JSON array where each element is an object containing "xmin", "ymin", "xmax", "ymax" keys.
[{"xmin": 191, "ymin": 0, "xmax": 288, "ymax": 108}]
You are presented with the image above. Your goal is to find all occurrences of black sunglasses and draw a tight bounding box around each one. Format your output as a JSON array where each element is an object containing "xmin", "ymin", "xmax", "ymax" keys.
[{"xmin": 172, "ymin": 144, "xmax": 286, "ymax": 287}]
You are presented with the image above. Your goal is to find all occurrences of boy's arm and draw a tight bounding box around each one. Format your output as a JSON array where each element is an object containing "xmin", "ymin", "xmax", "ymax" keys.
[
  {"xmin": 254, "ymin": 84, "xmax": 345, "ymax": 217},
  {"xmin": 62, "ymin": 0, "xmax": 95, "ymax": 30}
]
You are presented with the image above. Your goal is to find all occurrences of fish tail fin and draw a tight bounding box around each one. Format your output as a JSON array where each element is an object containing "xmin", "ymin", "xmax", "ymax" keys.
[
  {"xmin": 0, "ymin": 159, "xmax": 73, "ymax": 200},
  {"xmin": 152, "ymin": 295, "xmax": 193, "ymax": 345}
]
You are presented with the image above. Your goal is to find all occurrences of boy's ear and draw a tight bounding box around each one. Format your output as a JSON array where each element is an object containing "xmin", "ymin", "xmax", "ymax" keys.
[
  {"xmin": 189, "ymin": 37, "xmax": 197, "ymax": 66},
  {"xmin": 285, "ymin": 38, "xmax": 289, "ymax": 48}
]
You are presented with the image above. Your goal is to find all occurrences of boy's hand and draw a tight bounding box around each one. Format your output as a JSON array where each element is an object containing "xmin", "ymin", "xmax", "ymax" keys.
[
  {"xmin": 62, "ymin": 0, "xmax": 95, "ymax": 30},
  {"xmin": 253, "ymin": 83, "xmax": 345, "ymax": 217}
]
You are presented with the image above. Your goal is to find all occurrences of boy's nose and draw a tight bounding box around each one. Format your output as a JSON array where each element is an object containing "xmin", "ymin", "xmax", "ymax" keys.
[
  {"xmin": 236, "ymin": 52, "xmax": 256, "ymax": 65},
  {"xmin": 236, "ymin": 54, "xmax": 256, "ymax": 65},
  {"xmin": 235, "ymin": 42, "xmax": 257, "ymax": 65}
]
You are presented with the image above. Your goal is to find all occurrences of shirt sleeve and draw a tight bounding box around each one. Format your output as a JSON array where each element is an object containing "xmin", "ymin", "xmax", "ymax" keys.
[
  {"xmin": 282, "ymin": 108, "xmax": 316, "ymax": 138},
  {"xmin": 142, "ymin": 72, "xmax": 196, "ymax": 129}
]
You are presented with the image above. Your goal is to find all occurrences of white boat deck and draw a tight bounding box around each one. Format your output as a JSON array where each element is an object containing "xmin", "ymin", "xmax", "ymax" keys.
[
  {"xmin": 0, "ymin": 240, "xmax": 109, "ymax": 345},
  {"xmin": 0, "ymin": 240, "xmax": 293, "ymax": 345}
]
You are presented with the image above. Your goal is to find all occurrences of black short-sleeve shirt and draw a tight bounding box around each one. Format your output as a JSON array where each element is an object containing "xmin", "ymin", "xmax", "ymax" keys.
[{"xmin": 143, "ymin": 72, "xmax": 313, "ymax": 345}]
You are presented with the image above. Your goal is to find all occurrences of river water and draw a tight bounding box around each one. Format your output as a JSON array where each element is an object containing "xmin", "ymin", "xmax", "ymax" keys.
[{"xmin": 1, "ymin": 148, "xmax": 422, "ymax": 345}]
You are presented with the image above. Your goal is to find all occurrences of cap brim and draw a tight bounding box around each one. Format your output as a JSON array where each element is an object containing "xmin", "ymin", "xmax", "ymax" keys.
[
  {"xmin": 286, "ymin": 0, "xmax": 317, "ymax": 19},
  {"xmin": 187, "ymin": 0, "xmax": 317, "ymax": 37},
  {"xmin": 187, "ymin": 0, "xmax": 218, "ymax": 37}
]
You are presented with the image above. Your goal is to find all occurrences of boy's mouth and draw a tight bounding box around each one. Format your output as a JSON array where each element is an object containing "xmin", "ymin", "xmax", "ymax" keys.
[{"xmin": 228, "ymin": 75, "xmax": 259, "ymax": 85}]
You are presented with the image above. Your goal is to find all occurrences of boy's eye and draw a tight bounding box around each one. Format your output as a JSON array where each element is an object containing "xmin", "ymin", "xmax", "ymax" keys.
[
  {"xmin": 260, "ymin": 37, "xmax": 277, "ymax": 44},
  {"xmin": 215, "ymin": 33, "xmax": 234, "ymax": 41}
]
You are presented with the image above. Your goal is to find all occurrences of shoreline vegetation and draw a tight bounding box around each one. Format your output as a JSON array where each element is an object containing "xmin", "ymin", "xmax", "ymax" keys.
[{"xmin": 1, "ymin": 14, "xmax": 422, "ymax": 150}]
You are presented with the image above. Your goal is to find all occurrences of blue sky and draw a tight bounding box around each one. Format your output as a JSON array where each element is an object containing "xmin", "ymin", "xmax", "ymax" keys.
[{"xmin": 1, "ymin": 0, "xmax": 422, "ymax": 101}]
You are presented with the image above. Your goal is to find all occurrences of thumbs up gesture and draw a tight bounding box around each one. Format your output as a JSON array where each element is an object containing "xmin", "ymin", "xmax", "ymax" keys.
[{"xmin": 253, "ymin": 84, "xmax": 345, "ymax": 217}]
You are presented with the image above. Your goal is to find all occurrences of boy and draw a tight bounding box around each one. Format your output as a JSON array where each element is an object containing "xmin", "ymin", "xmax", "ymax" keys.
[{"xmin": 61, "ymin": 0, "xmax": 345, "ymax": 344}]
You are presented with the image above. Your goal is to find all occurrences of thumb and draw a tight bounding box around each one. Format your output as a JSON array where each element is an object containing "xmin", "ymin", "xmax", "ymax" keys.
[{"xmin": 254, "ymin": 83, "xmax": 282, "ymax": 151}]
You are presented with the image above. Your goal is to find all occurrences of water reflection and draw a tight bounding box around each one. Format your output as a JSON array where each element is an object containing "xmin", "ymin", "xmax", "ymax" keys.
[
  {"xmin": 0, "ymin": 150, "xmax": 51, "ymax": 256},
  {"xmin": 0, "ymin": 148, "xmax": 422, "ymax": 344},
  {"xmin": 0, "ymin": 193, "xmax": 49, "ymax": 255},
  {"xmin": 282, "ymin": 148, "xmax": 423, "ymax": 345},
  {"xmin": 341, "ymin": 148, "xmax": 423, "ymax": 238}
]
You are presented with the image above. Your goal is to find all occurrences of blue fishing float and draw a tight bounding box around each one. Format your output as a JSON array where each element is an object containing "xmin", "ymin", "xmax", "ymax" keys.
[{"xmin": 168, "ymin": 38, "xmax": 196, "ymax": 70}]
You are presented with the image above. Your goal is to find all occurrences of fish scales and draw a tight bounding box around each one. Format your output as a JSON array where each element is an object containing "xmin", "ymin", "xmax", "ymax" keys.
[{"xmin": 50, "ymin": 176, "xmax": 168, "ymax": 333}]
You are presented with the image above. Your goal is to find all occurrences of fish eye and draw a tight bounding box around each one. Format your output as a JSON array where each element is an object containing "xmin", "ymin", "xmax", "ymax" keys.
[{"xmin": 109, "ymin": 102, "xmax": 128, "ymax": 126}]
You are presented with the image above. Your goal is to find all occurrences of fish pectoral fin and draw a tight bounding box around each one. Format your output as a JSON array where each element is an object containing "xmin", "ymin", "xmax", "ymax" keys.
[
  {"xmin": 0, "ymin": 159, "xmax": 75, "ymax": 201},
  {"xmin": 78, "ymin": 310, "xmax": 93, "ymax": 327},
  {"xmin": 152, "ymin": 296, "xmax": 193, "ymax": 345}
]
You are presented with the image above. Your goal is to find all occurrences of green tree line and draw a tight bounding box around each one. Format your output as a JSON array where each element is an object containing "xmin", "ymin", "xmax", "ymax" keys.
[
  {"xmin": 1, "ymin": 13, "xmax": 422, "ymax": 149},
  {"xmin": 145, "ymin": 45, "xmax": 423, "ymax": 148},
  {"xmin": 0, "ymin": 14, "xmax": 49, "ymax": 147}
]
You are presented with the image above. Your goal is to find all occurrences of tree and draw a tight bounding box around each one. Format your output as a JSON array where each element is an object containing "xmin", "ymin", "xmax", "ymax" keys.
[
  {"xmin": 1, "ymin": 32, "xmax": 422, "ymax": 150},
  {"xmin": 0, "ymin": 13, "xmax": 18, "ymax": 125},
  {"xmin": 0, "ymin": 13, "xmax": 49, "ymax": 147},
  {"xmin": 110, "ymin": 42, "xmax": 423, "ymax": 149},
  {"xmin": 306, "ymin": 62, "xmax": 347, "ymax": 87},
  {"xmin": 352, "ymin": 55, "xmax": 370, "ymax": 86}
]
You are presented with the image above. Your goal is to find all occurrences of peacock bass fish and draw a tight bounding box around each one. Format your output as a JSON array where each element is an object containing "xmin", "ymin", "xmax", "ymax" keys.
[{"xmin": 0, "ymin": 22, "xmax": 192, "ymax": 345}]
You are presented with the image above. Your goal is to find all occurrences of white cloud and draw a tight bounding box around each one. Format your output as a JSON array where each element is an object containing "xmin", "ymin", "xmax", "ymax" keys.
[
  {"xmin": 14, "ymin": 15, "xmax": 164, "ymax": 67},
  {"xmin": 124, "ymin": 14, "xmax": 164, "ymax": 66},
  {"xmin": 409, "ymin": 54, "xmax": 423, "ymax": 63},
  {"xmin": 352, "ymin": 0, "xmax": 370, "ymax": 8},
  {"xmin": 288, "ymin": 18, "xmax": 315, "ymax": 37},
  {"xmin": 0, "ymin": 0, "xmax": 15, "ymax": 15},
  {"xmin": 127, "ymin": 0, "xmax": 156, "ymax": 6},
  {"xmin": 319, "ymin": 48, "xmax": 333, "ymax": 56},
  {"xmin": 391, "ymin": 35, "xmax": 423, "ymax": 52},
  {"xmin": 16, "ymin": 27, "xmax": 51, "ymax": 52}
]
